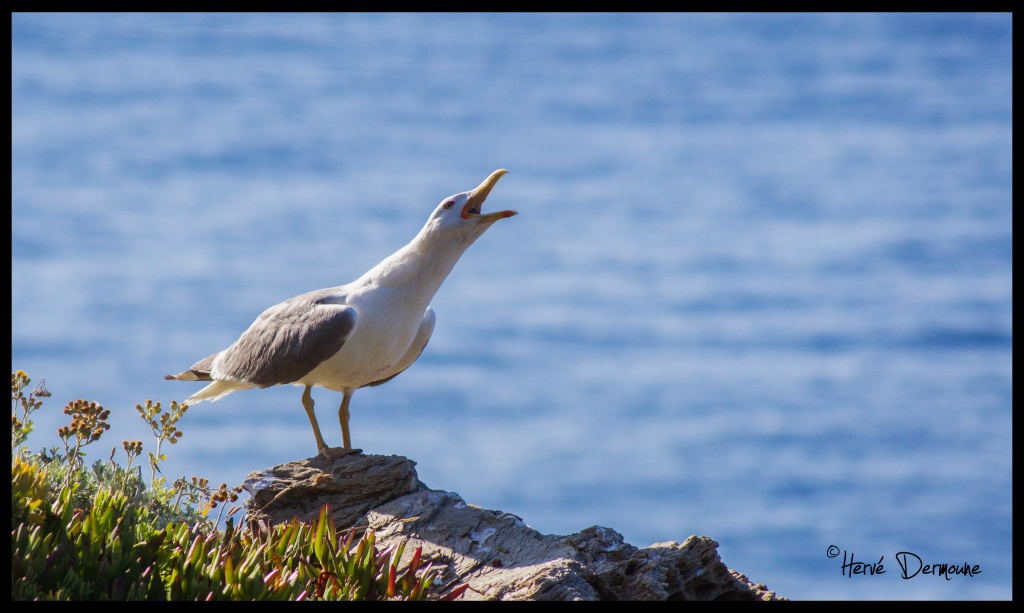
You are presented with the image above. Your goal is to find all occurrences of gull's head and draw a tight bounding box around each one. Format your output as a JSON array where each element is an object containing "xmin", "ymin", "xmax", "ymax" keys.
[{"xmin": 425, "ymin": 169, "xmax": 518, "ymax": 244}]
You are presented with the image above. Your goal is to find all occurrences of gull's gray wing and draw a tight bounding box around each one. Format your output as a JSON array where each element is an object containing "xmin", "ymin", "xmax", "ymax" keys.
[
  {"xmin": 215, "ymin": 289, "xmax": 358, "ymax": 387},
  {"xmin": 164, "ymin": 352, "xmax": 219, "ymax": 381}
]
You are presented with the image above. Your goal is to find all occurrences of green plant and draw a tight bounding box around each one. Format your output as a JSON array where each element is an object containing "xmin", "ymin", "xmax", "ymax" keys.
[
  {"xmin": 135, "ymin": 399, "xmax": 187, "ymax": 483},
  {"xmin": 10, "ymin": 370, "xmax": 459, "ymax": 601},
  {"xmin": 56, "ymin": 399, "xmax": 110, "ymax": 467},
  {"xmin": 11, "ymin": 370, "xmax": 46, "ymax": 453}
]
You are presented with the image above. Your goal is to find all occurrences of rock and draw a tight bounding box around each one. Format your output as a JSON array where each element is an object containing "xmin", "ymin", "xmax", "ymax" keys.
[
  {"xmin": 241, "ymin": 454, "xmax": 785, "ymax": 601},
  {"xmin": 242, "ymin": 453, "xmax": 424, "ymax": 528}
]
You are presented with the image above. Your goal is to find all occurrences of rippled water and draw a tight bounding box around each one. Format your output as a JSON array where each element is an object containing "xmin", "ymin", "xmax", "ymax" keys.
[{"xmin": 11, "ymin": 13, "xmax": 1011, "ymax": 599}]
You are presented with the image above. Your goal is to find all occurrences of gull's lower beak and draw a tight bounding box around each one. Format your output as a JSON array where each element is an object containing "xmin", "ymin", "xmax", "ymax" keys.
[{"xmin": 463, "ymin": 169, "xmax": 518, "ymax": 221}]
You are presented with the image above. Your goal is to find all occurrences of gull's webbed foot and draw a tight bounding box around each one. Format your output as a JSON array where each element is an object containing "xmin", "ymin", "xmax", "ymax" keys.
[{"xmin": 319, "ymin": 446, "xmax": 362, "ymax": 460}]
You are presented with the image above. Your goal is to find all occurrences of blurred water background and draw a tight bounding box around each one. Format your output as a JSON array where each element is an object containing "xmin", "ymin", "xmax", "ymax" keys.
[{"xmin": 11, "ymin": 13, "xmax": 1011, "ymax": 600}]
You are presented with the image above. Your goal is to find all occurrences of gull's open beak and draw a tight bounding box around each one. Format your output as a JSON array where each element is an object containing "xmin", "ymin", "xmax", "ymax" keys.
[{"xmin": 462, "ymin": 169, "xmax": 518, "ymax": 221}]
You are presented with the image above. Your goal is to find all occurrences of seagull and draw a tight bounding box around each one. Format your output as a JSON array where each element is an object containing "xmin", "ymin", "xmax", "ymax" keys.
[{"xmin": 166, "ymin": 169, "xmax": 516, "ymax": 459}]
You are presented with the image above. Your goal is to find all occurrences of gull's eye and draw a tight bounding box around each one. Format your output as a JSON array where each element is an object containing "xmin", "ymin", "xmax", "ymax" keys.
[{"xmin": 443, "ymin": 200, "xmax": 455, "ymax": 210}]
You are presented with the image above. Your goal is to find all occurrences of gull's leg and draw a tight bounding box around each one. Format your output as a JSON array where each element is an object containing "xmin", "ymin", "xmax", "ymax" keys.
[
  {"xmin": 338, "ymin": 390, "xmax": 354, "ymax": 449},
  {"xmin": 301, "ymin": 385, "xmax": 329, "ymax": 453},
  {"xmin": 312, "ymin": 389, "xmax": 360, "ymax": 460}
]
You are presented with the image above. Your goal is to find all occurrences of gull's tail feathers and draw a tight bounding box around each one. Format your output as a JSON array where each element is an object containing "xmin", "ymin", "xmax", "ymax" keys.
[{"xmin": 183, "ymin": 380, "xmax": 254, "ymax": 404}]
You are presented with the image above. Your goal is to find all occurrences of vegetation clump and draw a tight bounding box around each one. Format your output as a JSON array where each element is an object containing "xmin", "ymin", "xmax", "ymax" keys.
[{"xmin": 11, "ymin": 370, "xmax": 462, "ymax": 601}]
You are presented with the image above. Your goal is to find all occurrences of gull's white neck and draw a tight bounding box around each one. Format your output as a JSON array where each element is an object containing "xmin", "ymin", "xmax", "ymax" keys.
[{"xmin": 355, "ymin": 222, "xmax": 478, "ymax": 303}]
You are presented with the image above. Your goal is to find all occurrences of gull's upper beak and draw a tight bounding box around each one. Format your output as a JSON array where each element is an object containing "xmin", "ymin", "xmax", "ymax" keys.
[{"xmin": 462, "ymin": 169, "xmax": 518, "ymax": 222}]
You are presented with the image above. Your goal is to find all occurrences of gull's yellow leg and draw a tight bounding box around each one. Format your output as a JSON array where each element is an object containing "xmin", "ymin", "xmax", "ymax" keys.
[
  {"xmin": 338, "ymin": 390, "xmax": 354, "ymax": 450},
  {"xmin": 301, "ymin": 385, "xmax": 329, "ymax": 453}
]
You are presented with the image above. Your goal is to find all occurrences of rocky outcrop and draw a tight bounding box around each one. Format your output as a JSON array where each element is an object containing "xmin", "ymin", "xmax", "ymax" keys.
[{"xmin": 242, "ymin": 454, "xmax": 784, "ymax": 601}]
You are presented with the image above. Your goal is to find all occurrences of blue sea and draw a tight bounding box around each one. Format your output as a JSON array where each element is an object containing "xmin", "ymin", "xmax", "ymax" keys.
[{"xmin": 11, "ymin": 13, "xmax": 1011, "ymax": 600}]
